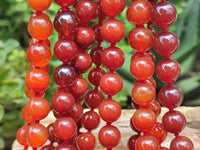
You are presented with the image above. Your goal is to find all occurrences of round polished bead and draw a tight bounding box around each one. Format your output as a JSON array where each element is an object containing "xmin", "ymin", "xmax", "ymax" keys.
[
  {"xmin": 21, "ymin": 107, "xmax": 34, "ymax": 124},
  {"xmin": 130, "ymin": 117, "xmax": 141, "ymax": 133},
  {"xmin": 29, "ymin": 38, "xmax": 50, "ymax": 47},
  {"xmin": 135, "ymin": 77, "xmax": 156, "ymax": 89},
  {"xmin": 24, "ymin": 86, "xmax": 45, "ymax": 98},
  {"xmin": 127, "ymin": 134, "xmax": 140, "ymax": 150},
  {"xmin": 27, "ymin": 0, "xmax": 52, "ymax": 11},
  {"xmin": 29, "ymin": 64, "xmax": 50, "ymax": 74},
  {"xmin": 88, "ymin": 67, "xmax": 106, "ymax": 86},
  {"xmin": 90, "ymin": 47, "xmax": 104, "ymax": 66},
  {"xmin": 41, "ymin": 145, "xmax": 55, "ymax": 150},
  {"xmin": 85, "ymin": 90, "xmax": 104, "ymax": 108},
  {"xmin": 55, "ymin": 143, "xmax": 76, "ymax": 150},
  {"xmin": 70, "ymin": 103, "xmax": 83, "ymax": 121},
  {"xmin": 16, "ymin": 126, "xmax": 28, "ymax": 146},
  {"xmin": 54, "ymin": 0, "xmax": 76, "ymax": 7},
  {"xmin": 76, "ymin": 132, "xmax": 96, "ymax": 150},
  {"xmin": 170, "ymin": 136, "xmax": 194, "ymax": 150},
  {"xmin": 47, "ymin": 123, "xmax": 56, "ymax": 142},
  {"xmin": 92, "ymin": 23, "xmax": 103, "ymax": 43},
  {"xmin": 81, "ymin": 111, "xmax": 100, "ymax": 130},
  {"xmin": 147, "ymin": 99, "xmax": 161, "ymax": 116},
  {"xmin": 131, "ymin": 52, "xmax": 153, "ymax": 62}
]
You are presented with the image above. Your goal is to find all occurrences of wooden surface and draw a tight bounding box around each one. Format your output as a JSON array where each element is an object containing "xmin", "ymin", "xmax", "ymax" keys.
[{"xmin": 13, "ymin": 107, "xmax": 200, "ymax": 150}]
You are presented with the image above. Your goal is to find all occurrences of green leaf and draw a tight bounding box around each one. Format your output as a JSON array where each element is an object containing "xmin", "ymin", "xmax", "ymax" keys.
[
  {"xmin": 4, "ymin": 39, "xmax": 19, "ymax": 54},
  {"xmin": 0, "ymin": 105, "xmax": 4, "ymax": 121},
  {"xmin": 0, "ymin": 51, "xmax": 6, "ymax": 66},
  {"xmin": 0, "ymin": 138, "xmax": 5, "ymax": 149}
]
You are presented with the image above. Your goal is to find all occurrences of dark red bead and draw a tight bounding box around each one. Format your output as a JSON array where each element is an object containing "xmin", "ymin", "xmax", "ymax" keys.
[
  {"xmin": 88, "ymin": 67, "xmax": 106, "ymax": 86},
  {"xmin": 76, "ymin": 132, "xmax": 96, "ymax": 150},
  {"xmin": 170, "ymin": 136, "xmax": 194, "ymax": 150},
  {"xmin": 90, "ymin": 47, "xmax": 104, "ymax": 66},
  {"xmin": 85, "ymin": 90, "xmax": 104, "ymax": 109},
  {"xmin": 127, "ymin": 135, "xmax": 140, "ymax": 150},
  {"xmin": 81, "ymin": 111, "xmax": 100, "ymax": 130},
  {"xmin": 54, "ymin": 0, "xmax": 76, "ymax": 7}
]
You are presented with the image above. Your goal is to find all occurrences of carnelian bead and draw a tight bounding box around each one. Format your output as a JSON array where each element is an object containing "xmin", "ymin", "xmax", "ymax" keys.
[
  {"xmin": 131, "ymin": 82, "xmax": 155, "ymax": 106},
  {"xmin": 92, "ymin": 23, "xmax": 103, "ymax": 43},
  {"xmin": 156, "ymin": 58, "xmax": 181, "ymax": 83},
  {"xmin": 128, "ymin": 27, "xmax": 154, "ymax": 52},
  {"xmin": 162, "ymin": 110, "xmax": 186, "ymax": 134},
  {"xmin": 16, "ymin": 126, "xmax": 28, "ymax": 146},
  {"xmin": 29, "ymin": 38, "xmax": 50, "ymax": 47},
  {"xmin": 130, "ymin": 57, "xmax": 154, "ymax": 80},
  {"xmin": 100, "ymin": 0, "xmax": 125, "ymax": 17},
  {"xmin": 81, "ymin": 111, "xmax": 100, "ymax": 130},
  {"xmin": 47, "ymin": 123, "xmax": 56, "ymax": 142},
  {"xmin": 127, "ymin": 135, "xmax": 140, "ymax": 150},
  {"xmin": 21, "ymin": 107, "xmax": 34, "ymax": 124},
  {"xmin": 132, "ymin": 108, "xmax": 157, "ymax": 132},
  {"xmin": 147, "ymin": 99, "xmax": 161, "ymax": 116},
  {"xmin": 135, "ymin": 135, "xmax": 160, "ymax": 150},
  {"xmin": 75, "ymin": 27, "xmax": 95, "ymax": 49},
  {"xmin": 52, "ymin": 92, "xmax": 75, "ymax": 114},
  {"xmin": 54, "ymin": 0, "xmax": 76, "ymax": 7},
  {"xmin": 101, "ymin": 19, "xmax": 125, "ymax": 43},
  {"xmin": 25, "ymin": 69, "xmax": 50, "ymax": 92},
  {"xmin": 90, "ymin": 47, "xmax": 103, "ymax": 66},
  {"xmin": 131, "ymin": 52, "xmax": 153, "ymax": 62},
  {"xmin": 27, "ymin": 0, "xmax": 52, "ymax": 11},
  {"xmin": 146, "ymin": 50, "xmax": 156, "ymax": 62},
  {"xmin": 100, "ymin": 73, "xmax": 123, "ymax": 96},
  {"xmin": 99, "ymin": 100, "xmax": 121, "ymax": 123},
  {"xmin": 54, "ymin": 40, "xmax": 78, "ymax": 63},
  {"xmin": 98, "ymin": 125, "xmax": 121, "ymax": 148},
  {"xmin": 85, "ymin": 90, "xmax": 104, "ymax": 109},
  {"xmin": 126, "ymin": 0, "xmax": 152, "ymax": 25},
  {"xmin": 135, "ymin": 77, "xmax": 156, "ymax": 89},
  {"xmin": 76, "ymin": 132, "xmax": 96, "ymax": 150},
  {"xmin": 70, "ymin": 103, "xmax": 83, "ymax": 121},
  {"xmin": 170, "ymin": 136, "xmax": 194, "ymax": 150},
  {"xmin": 54, "ymin": 117, "xmax": 77, "ymax": 140},
  {"xmin": 130, "ymin": 117, "xmax": 140, "ymax": 133},
  {"xmin": 55, "ymin": 143, "xmax": 76, "ymax": 150},
  {"xmin": 41, "ymin": 145, "xmax": 55, "ymax": 150},
  {"xmin": 25, "ymin": 123, "xmax": 48, "ymax": 147},
  {"xmin": 54, "ymin": 10, "xmax": 78, "ymax": 37},
  {"xmin": 152, "ymin": 1, "xmax": 177, "ymax": 28},
  {"xmin": 88, "ymin": 67, "xmax": 106, "ymax": 86},
  {"xmin": 147, "ymin": 122, "xmax": 167, "ymax": 143},
  {"xmin": 24, "ymin": 86, "xmax": 45, "ymax": 98},
  {"xmin": 26, "ymin": 97, "xmax": 50, "ymax": 120},
  {"xmin": 28, "ymin": 12, "xmax": 53, "ymax": 40},
  {"xmin": 75, "ymin": 0, "xmax": 98, "ymax": 25},
  {"xmin": 29, "ymin": 64, "xmax": 50, "ymax": 73},
  {"xmin": 27, "ymin": 43, "xmax": 51, "ymax": 67},
  {"xmin": 101, "ymin": 47, "xmax": 125, "ymax": 71}
]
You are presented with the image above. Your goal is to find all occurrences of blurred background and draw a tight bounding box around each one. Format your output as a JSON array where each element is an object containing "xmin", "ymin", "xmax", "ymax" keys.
[{"xmin": 0, "ymin": 0, "xmax": 199, "ymax": 149}]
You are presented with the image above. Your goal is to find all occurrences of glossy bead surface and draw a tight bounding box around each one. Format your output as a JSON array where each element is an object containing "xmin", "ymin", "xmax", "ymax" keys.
[
  {"xmin": 25, "ymin": 69, "xmax": 50, "ymax": 92},
  {"xmin": 70, "ymin": 103, "xmax": 83, "ymax": 121},
  {"xmin": 24, "ymin": 86, "xmax": 45, "ymax": 98},
  {"xmin": 85, "ymin": 90, "xmax": 104, "ymax": 108},
  {"xmin": 54, "ymin": 117, "xmax": 77, "ymax": 140},
  {"xmin": 100, "ymin": 73, "xmax": 123, "ymax": 96},
  {"xmin": 27, "ymin": 0, "xmax": 52, "ymax": 11},
  {"xmin": 130, "ymin": 117, "xmax": 140, "ymax": 133},
  {"xmin": 99, "ymin": 100, "xmax": 121, "ymax": 122},
  {"xmin": 29, "ymin": 64, "xmax": 50, "ymax": 73},
  {"xmin": 90, "ymin": 47, "xmax": 103, "ymax": 66},
  {"xmin": 156, "ymin": 59, "xmax": 181, "ymax": 83},
  {"xmin": 101, "ymin": 47, "xmax": 125, "ymax": 71},
  {"xmin": 41, "ymin": 145, "xmax": 55, "ymax": 150},
  {"xmin": 135, "ymin": 135, "xmax": 160, "ymax": 150},
  {"xmin": 30, "ymin": 38, "xmax": 50, "ymax": 47},
  {"xmin": 55, "ymin": 143, "xmax": 76, "ymax": 150},
  {"xmin": 152, "ymin": 1, "xmax": 177, "ymax": 28},
  {"xmin": 159, "ymin": 85, "xmax": 183, "ymax": 109},
  {"xmin": 162, "ymin": 110, "xmax": 186, "ymax": 133},
  {"xmin": 76, "ymin": 132, "xmax": 96, "ymax": 150},
  {"xmin": 127, "ymin": 135, "xmax": 140, "ymax": 150},
  {"xmin": 131, "ymin": 52, "xmax": 153, "ymax": 63},
  {"xmin": 170, "ymin": 136, "xmax": 194, "ymax": 150},
  {"xmin": 131, "ymin": 82, "xmax": 155, "ymax": 106},
  {"xmin": 16, "ymin": 126, "xmax": 28, "ymax": 146},
  {"xmin": 92, "ymin": 23, "xmax": 103, "ymax": 43},
  {"xmin": 28, "ymin": 12, "xmax": 53, "ymax": 40},
  {"xmin": 54, "ymin": 40, "xmax": 78, "ymax": 63},
  {"xmin": 100, "ymin": 0, "xmax": 125, "ymax": 17},
  {"xmin": 47, "ymin": 123, "xmax": 56, "ymax": 142},
  {"xmin": 128, "ymin": 27, "xmax": 154, "ymax": 52},
  {"xmin": 54, "ymin": 0, "xmax": 76, "ymax": 7},
  {"xmin": 53, "ymin": 64, "xmax": 76, "ymax": 86},
  {"xmin": 126, "ymin": 0, "xmax": 152, "ymax": 25},
  {"xmin": 135, "ymin": 77, "xmax": 156, "ymax": 89},
  {"xmin": 132, "ymin": 108, "xmax": 157, "ymax": 132},
  {"xmin": 88, "ymin": 67, "xmax": 106, "ymax": 86},
  {"xmin": 27, "ymin": 43, "xmax": 51, "ymax": 67},
  {"xmin": 130, "ymin": 57, "xmax": 154, "ymax": 80},
  {"xmin": 81, "ymin": 111, "xmax": 100, "ymax": 130},
  {"xmin": 147, "ymin": 99, "xmax": 161, "ymax": 116},
  {"xmin": 98, "ymin": 125, "xmax": 121, "ymax": 148},
  {"xmin": 21, "ymin": 107, "xmax": 34, "ymax": 124},
  {"xmin": 153, "ymin": 31, "xmax": 179, "ymax": 57},
  {"xmin": 101, "ymin": 19, "xmax": 125, "ymax": 43}
]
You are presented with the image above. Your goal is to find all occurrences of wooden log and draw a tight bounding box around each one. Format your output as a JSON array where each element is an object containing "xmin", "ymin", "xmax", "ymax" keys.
[{"xmin": 12, "ymin": 107, "xmax": 200, "ymax": 150}]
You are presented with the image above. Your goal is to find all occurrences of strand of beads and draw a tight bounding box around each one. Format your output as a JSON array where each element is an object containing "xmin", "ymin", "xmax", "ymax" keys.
[
  {"xmin": 151, "ymin": 1, "xmax": 194, "ymax": 149},
  {"xmin": 97, "ymin": 0, "xmax": 125, "ymax": 149},
  {"xmin": 16, "ymin": 0, "xmax": 53, "ymax": 149}
]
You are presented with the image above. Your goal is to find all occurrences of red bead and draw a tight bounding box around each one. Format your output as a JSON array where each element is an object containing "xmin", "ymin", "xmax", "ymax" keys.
[
  {"xmin": 41, "ymin": 145, "xmax": 55, "ymax": 150},
  {"xmin": 100, "ymin": 0, "xmax": 125, "ymax": 17},
  {"xmin": 85, "ymin": 90, "xmax": 104, "ymax": 109},
  {"xmin": 159, "ymin": 85, "xmax": 183, "ymax": 109},
  {"xmin": 99, "ymin": 100, "xmax": 121, "ymax": 122},
  {"xmin": 162, "ymin": 110, "xmax": 186, "ymax": 134},
  {"xmin": 128, "ymin": 27, "xmax": 154, "ymax": 52},
  {"xmin": 75, "ymin": 27, "xmax": 95, "ymax": 49},
  {"xmin": 170, "ymin": 136, "xmax": 194, "ymax": 150},
  {"xmin": 153, "ymin": 31, "xmax": 179, "ymax": 57},
  {"xmin": 130, "ymin": 117, "xmax": 140, "ymax": 133},
  {"xmin": 54, "ymin": 117, "xmax": 77, "ymax": 140},
  {"xmin": 147, "ymin": 99, "xmax": 161, "ymax": 116},
  {"xmin": 27, "ymin": 0, "xmax": 52, "ymax": 11},
  {"xmin": 135, "ymin": 135, "xmax": 160, "ymax": 150},
  {"xmin": 54, "ymin": 10, "xmax": 78, "ymax": 37},
  {"xmin": 135, "ymin": 77, "xmax": 156, "ymax": 89},
  {"xmin": 88, "ymin": 67, "xmax": 106, "ymax": 86},
  {"xmin": 21, "ymin": 107, "xmax": 34, "ymax": 124},
  {"xmin": 100, "ymin": 73, "xmax": 123, "ymax": 96},
  {"xmin": 146, "ymin": 50, "xmax": 156, "ymax": 63},
  {"xmin": 25, "ymin": 123, "xmax": 48, "ymax": 147},
  {"xmin": 52, "ymin": 92, "xmax": 75, "ymax": 114},
  {"xmin": 90, "ymin": 47, "xmax": 104, "ymax": 66},
  {"xmin": 98, "ymin": 125, "xmax": 121, "ymax": 148},
  {"xmin": 92, "ymin": 24, "xmax": 103, "ymax": 43},
  {"xmin": 81, "ymin": 111, "xmax": 100, "ymax": 130},
  {"xmin": 147, "ymin": 122, "xmax": 167, "ymax": 143},
  {"xmin": 47, "ymin": 123, "xmax": 56, "ymax": 142},
  {"xmin": 24, "ymin": 86, "xmax": 45, "ymax": 98},
  {"xmin": 25, "ymin": 69, "xmax": 50, "ymax": 92},
  {"xmin": 29, "ymin": 64, "xmax": 50, "ymax": 73},
  {"xmin": 131, "ymin": 52, "xmax": 154, "ymax": 63},
  {"xmin": 152, "ymin": 1, "xmax": 177, "ymax": 28},
  {"xmin": 101, "ymin": 19, "xmax": 125, "ymax": 43},
  {"xmin": 27, "ymin": 43, "xmax": 51, "ymax": 67},
  {"xmin": 101, "ymin": 47, "xmax": 125, "ymax": 71},
  {"xmin": 16, "ymin": 126, "xmax": 28, "ymax": 146},
  {"xmin": 127, "ymin": 135, "xmax": 140, "ymax": 150},
  {"xmin": 126, "ymin": 0, "xmax": 152, "ymax": 25},
  {"xmin": 26, "ymin": 97, "xmax": 50, "ymax": 121},
  {"xmin": 53, "ymin": 64, "xmax": 76, "ymax": 86},
  {"xmin": 55, "ymin": 143, "xmax": 76, "ymax": 150},
  {"xmin": 76, "ymin": 132, "xmax": 96, "ymax": 150},
  {"xmin": 130, "ymin": 57, "xmax": 154, "ymax": 80},
  {"xmin": 131, "ymin": 82, "xmax": 155, "ymax": 106},
  {"xmin": 132, "ymin": 108, "xmax": 157, "ymax": 132},
  {"xmin": 54, "ymin": 0, "xmax": 76, "ymax": 7},
  {"xmin": 156, "ymin": 58, "xmax": 181, "ymax": 83},
  {"xmin": 28, "ymin": 12, "xmax": 53, "ymax": 40},
  {"xmin": 30, "ymin": 38, "xmax": 50, "ymax": 47},
  {"xmin": 70, "ymin": 103, "xmax": 83, "ymax": 121},
  {"xmin": 54, "ymin": 40, "xmax": 78, "ymax": 63},
  {"xmin": 75, "ymin": 0, "xmax": 98, "ymax": 25}
]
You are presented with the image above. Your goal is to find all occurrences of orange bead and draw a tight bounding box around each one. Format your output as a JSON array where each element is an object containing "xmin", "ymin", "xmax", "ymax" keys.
[
  {"xmin": 24, "ymin": 86, "xmax": 45, "ymax": 98},
  {"xmin": 147, "ymin": 99, "xmax": 161, "ymax": 116},
  {"xmin": 16, "ymin": 126, "xmax": 28, "ymax": 146},
  {"xmin": 27, "ymin": 0, "xmax": 52, "ymax": 11},
  {"xmin": 21, "ymin": 107, "xmax": 34, "ymax": 124},
  {"xmin": 29, "ymin": 64, "xmax": 50, "ymax": 74},
  {"xmin": 29, "ymin": 38, "xmax": 50, "ymax": 47}
]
